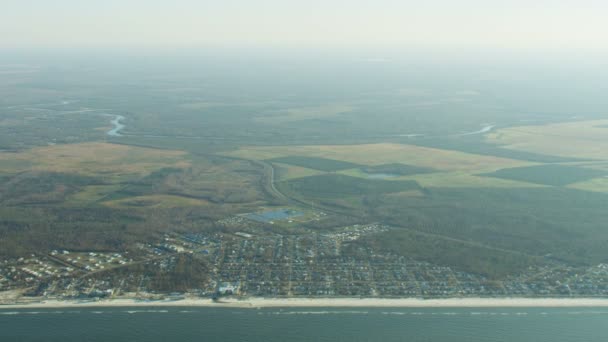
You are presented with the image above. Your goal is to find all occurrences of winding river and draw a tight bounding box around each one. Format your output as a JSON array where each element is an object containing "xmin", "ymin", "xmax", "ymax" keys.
[
  {"xmin": 107, "ymin": 115, "xmax": 125, "ymax": 136},
  {"xmin": 103, "ymin": 115, "xmax": 493, "ymax": 140},
  {"xmin": 459, "ymin": 124, "xmax": 495, "ymax": 136}
]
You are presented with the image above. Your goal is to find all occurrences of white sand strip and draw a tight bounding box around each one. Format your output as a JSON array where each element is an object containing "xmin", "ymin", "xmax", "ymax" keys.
[{"xmin": 3, "ymin": 297, "xmax": 608, "ymax": 309}]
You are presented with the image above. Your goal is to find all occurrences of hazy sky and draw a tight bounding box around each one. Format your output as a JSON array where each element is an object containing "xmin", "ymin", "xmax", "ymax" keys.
[{"xmin": 2, "ymin": 0, "xmax": 607, "ymax": 51}]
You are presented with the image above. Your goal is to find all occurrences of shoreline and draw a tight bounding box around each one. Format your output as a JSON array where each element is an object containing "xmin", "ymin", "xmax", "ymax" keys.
[{"xmin": 3, "ymin": 297, "xmax": 608, "ymax": 310}]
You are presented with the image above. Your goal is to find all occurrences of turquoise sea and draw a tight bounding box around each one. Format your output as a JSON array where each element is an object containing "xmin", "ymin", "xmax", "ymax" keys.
[{"xmin": 1, "ymin": 307, "xmax": 607, "ymax": 341}]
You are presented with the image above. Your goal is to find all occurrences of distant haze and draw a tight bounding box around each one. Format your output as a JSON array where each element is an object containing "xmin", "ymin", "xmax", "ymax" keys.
[{"xmin": 1, "ymin": 0, "xmax": 607, "ymax": 56}]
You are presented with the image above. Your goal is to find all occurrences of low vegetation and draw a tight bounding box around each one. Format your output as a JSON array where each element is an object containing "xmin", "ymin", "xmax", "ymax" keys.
[
  {"xmin": 0, "ymin": 144, "xmax": 270, "ymax": 258},
  {"xmin": 278, "ymin": 174, "xmax": 420, "ymax": 198},
  {"xmin": 481, "ymin": 165, "xmax": 607, "ymax": 186},
  {"xmin": 360, "ymin": 163, "xmax": 436, "ymax": 176},
  {"xmin": 0, "ymin": 142, "xmax": 190, "ymax": 180}
]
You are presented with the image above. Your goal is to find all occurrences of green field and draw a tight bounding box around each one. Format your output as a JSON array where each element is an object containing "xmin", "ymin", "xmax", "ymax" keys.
[
  {"xmin": 360, "ymin": 163, "xmax": 436, "ymax": 176},
  {"xmin": 481, "ymin": 165, "xmax": 607, "ymax": 186},
  {"xmin": 278, "ymin": 174, "xmax": 420, "ymax": 198}
]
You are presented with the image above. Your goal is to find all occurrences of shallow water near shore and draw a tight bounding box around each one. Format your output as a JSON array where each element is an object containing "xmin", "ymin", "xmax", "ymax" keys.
[{"xmin": 1, "ymin": 307, "xmax": 607, "ymax": 342}]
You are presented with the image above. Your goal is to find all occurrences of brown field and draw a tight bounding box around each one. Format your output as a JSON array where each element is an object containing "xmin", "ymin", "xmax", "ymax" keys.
[
  {"xmin": 272, "ymin": 162, "xmax": 323, "ymax": 180},
  {"xmin": 254, "ymin": 104, "xmax": 354, "ymax": 124},
  {"xmin": 399, "ymin": 172, "xmax": 545, "ymax": 188},
  {"xmin": 0, "ymin": 142, "xmax": 190, "ymax": 179},
  {"xmin": 486, "ymin": 119, "xmax": 608, "ymax": 160},
  {"xmin": 336, "ymin": 168, "xmax": 541, "ymax": 188},
  {"xmin": 567, "ymin": 177, "xmax": 608, "ymax": 193}
]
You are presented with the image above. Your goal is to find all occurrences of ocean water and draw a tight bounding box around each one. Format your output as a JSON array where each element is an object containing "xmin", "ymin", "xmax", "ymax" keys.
[{"xmin": 1, "ymin": 307, "xmax": 607, "ymax": 341}]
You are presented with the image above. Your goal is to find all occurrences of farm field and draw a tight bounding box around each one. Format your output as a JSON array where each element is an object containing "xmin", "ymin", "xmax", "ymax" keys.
[
  {"xmin": 338, "ymin": 167, "xmax": 544, "ymax": 189},
  {"xmin": 567, "ymin": 177, "xmax": 608, "ymax": 193},
  {"xmin": 383, "ymin": 171, "xmax": 545, "ymax": 188},
  {"xmin": 486, "ymin": 119, "xmax": 608, "ymax": 160},
  {"xmin": 269, "ymin": 156, "xmax": 362, "ymax": 171},
  {"xmin": 481, "ymin": 164, "xmax": 607, "ymax": 186},
  {"xmin": 227, "ymin": 143, "xmax": 531, "ymax": 173},
  {"xmin": 272, "ymin": 162, "xmax": 323, "ymax": 180},
  {"xmin": 228, "ymin": 142, "xmax": 543, "ymax": 189},
  {"xmin": 254, "ymin": 104, "xmax": 354, "ymax": 124},
  {"xmin": 277, "ymin": 174, "xmax": 420, "ymax": 199},
  {"xmin": 360, "ymin": 163, "xmax": 436, "ymax": 176}
]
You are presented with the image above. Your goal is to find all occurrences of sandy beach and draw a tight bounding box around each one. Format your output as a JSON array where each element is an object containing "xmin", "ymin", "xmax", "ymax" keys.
[{"xmin": 2, "ymin": 297, "xmax": 608, "ymax": 310}]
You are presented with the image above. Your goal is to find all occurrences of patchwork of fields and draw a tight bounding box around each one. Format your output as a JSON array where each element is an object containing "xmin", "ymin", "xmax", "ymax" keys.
[
  {"xmin": 226, "ymin": 120, "xmax": 608, "ymax": 194},
  {"xmin": 226, "ymin": 142, "xmax": 544, "ymax": 190},
  {"xmin": 220, "ymin": 122, "xmax": 608, "ymax": 270},
  {"xmin": 2, "ymin": 118, "xmax": 608, "ymax": 278},
  {"xmin": 227, "ymin": 143, "xmax": 528, "ymax": 172}
]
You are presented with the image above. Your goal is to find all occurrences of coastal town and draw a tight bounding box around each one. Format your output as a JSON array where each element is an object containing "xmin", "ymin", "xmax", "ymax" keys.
[{"xmin": 1, "ymin": 208, "xmax": 608, "ymax": 305}]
